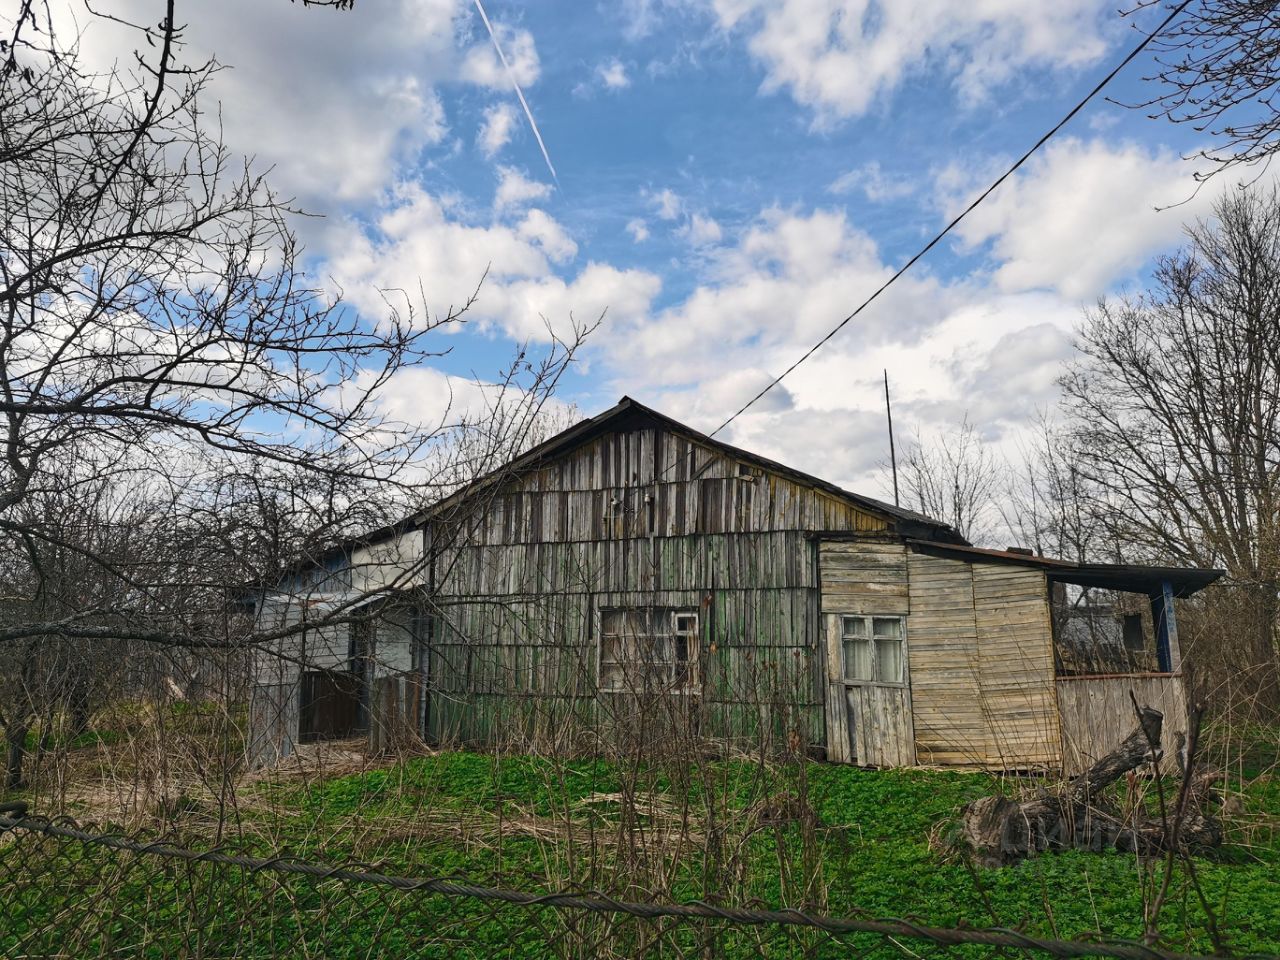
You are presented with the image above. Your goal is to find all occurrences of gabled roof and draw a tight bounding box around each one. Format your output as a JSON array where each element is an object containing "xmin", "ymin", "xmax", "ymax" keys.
[
  {"xmin": 904, "ymin": 540, "xmax": 1224, "ymax": 598},
  {"xmin": 415, "ymin": 396, "xmax": 963, "ymax": 541}
]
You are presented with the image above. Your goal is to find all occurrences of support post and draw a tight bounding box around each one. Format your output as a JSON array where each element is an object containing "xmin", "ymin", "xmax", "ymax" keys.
[{"xmin": 1150, "ymin": 580, "xmax": 1181, "ymax": 674}]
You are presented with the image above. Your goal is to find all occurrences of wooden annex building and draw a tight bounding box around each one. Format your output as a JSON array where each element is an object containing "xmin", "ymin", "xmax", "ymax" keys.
[{"xmin": 249, "ymin": 398, "xmax": 1222, "ymax": 773}]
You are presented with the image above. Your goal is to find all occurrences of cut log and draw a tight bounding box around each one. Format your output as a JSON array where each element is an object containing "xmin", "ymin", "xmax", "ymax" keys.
[{"xmin": 957, "ymin": 706, "xmax": 1221, "ymax": 866}]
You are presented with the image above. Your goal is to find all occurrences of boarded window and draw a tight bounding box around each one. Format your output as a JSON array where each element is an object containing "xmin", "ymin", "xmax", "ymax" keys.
[
  {"xmin": 841, "ymin": 615, "xmax": 905, "ymax": 684},
  {"xmin": 599, "ymin": 608, "xmax": 700, "ymax": 693}
]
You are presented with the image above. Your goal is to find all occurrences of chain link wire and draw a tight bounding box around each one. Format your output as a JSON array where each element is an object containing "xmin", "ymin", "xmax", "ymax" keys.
[{"xmin": 0, "ymin": 804, "xmax": 1253, "ymax": 960}]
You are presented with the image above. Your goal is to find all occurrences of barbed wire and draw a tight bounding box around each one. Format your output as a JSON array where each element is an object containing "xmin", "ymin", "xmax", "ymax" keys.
[{"xmin": 0, "ymin": 802, "xmax": 1262, "ymax": 960}]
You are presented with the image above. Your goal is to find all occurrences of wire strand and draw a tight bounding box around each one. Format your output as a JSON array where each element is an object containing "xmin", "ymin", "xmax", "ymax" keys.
[{"xmin": 707, "ymin": 0, "xmax": 1195, "ymax": 440}]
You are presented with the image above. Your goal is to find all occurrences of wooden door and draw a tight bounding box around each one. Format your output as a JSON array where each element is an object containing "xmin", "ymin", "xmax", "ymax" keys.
[{"xmin": 824, "ymin": 613, "xmax": 915, "ymax": 767}]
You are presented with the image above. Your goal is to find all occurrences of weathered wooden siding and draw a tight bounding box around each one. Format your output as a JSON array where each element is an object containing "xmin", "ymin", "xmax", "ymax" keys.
[
  {"xmin": 818, "ymin": 540, "xmax": 910, "ymax": 616},
  {"xmin": 1055, "ymin": 674, "xmax": 1188, "ymax": 775},
  {"xmin": 247, "ymin": 682, "xmax": 299, "ymax": 767},
  {"xmin": 350, "ymin": 531, "xmax": 426, "ymax": 593},
  {"xmin": 971, "ymin": 565, "xmax": 1060, "ymax": 769},
  {"xmin": 906, "ymin": 553, "xmax": 987, "ymax": 765},
  {"xmin": 423, "ymin": 426, "xmax": 874, "ymax": 749},
  {"xmin": 904, "ymin": 553, "xmax": 1060, "ymax": 769},
  {"xmin": 440, "ymin": 429, "xmax": 891, "ymax": 545}
]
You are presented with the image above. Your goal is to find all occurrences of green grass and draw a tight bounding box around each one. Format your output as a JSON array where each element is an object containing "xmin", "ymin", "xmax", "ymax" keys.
[
  {"xmin": 259, "ymin": 754, "xmax": 1280, "ymax": 953},
  {"xmin": 4, "ymin": 751, "xmax": 1278, "ymax": 958}
]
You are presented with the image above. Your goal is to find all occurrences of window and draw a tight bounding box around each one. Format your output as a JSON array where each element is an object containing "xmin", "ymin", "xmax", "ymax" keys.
[
  {"xmin": 1122, "ymin": 614, "xmax": 1145, "ymax": 652},
  {"xmin": 841, "ymin": 615, "xmax": 905, "ymax": 684},
  {"xmin": 599, "ymin": 608, "xmax": 699, "ymax": 693}
]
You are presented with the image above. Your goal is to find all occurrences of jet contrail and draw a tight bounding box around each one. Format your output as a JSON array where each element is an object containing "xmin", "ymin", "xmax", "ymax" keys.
[{"xmin": 472, "ymin": 0, "xmax": 558, "ymax": 186}]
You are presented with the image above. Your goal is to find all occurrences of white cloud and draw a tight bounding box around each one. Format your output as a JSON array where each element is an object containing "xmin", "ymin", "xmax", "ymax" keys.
[
  {"xmin": 699, "ymin": 368, "xmax": 794, "ymax": 415},
  {"xmin": 348, "ymin": 365, "xmax": 579, "ymax": 454},
  {"xmin": 494, "ymin": 166, "xmax": 553, "ymax": 211},
  {"xmin": 330, "ymin": 184, "xmax": 659, "ymax": 344},
  {"xmin": 53, "ymin": 0, "xmax": 562, "ymax": 276},
  {"xmin": 829, "ymin": 161, "xmax": 915, "ymax": 202},
  {"xmin": 626, "ymin": 218, "xmax": 651, "ymax": 242},
  {"xmin": 597, "ymin": 58, "xmax": 631, "ymax": 90},
  {"xmin": 682, "ymin": 213, "xmax": 723, "ymax": 246},
  {"xmin": 949, "ymin": 137, "xmax": 1230, "ymax": 299},
  {"xmin": 648, "ymin": 187, "xmax": 683, "ymax": 220},
  {"xmin": 68, "ymin": 0, "xmax": 475, "ymax": 206},
  {"xmin": 588, "ymin": 202, "xmax": 1115, "ymax": 495},
  {"xmin": 611, "ymin": 207, "xmax": 948, "ymax": 398},
  {"xmin": 710, "ymin": 0, "xmax": 1112, "ymax": 123},
  {"xmin": 459, "ymin": 22, "xmax": 541, "ymax": 90},
  {"xmin": 478, "ymin": 102, "xmax": 519, "ymax": 157},
  {"xmin": 518, "ymin": 209, "xmax": 578, "ymax": 263},
  {"xmin": 492, "ymin": 262, "xmax": 662, "ymax": 340}
]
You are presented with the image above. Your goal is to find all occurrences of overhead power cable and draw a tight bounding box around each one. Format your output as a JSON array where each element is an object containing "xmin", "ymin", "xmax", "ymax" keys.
[{"xmin": 707, "ymin": 0, "xmax": 1194, "ymax": 439}]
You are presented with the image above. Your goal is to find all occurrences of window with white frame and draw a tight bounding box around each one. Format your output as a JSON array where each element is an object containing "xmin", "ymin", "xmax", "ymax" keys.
[
  {"xmin": 840, "ymin": 615, "xmax": 905, "ymax": 684},
  {"xmin": 599, "ymin": 608, "xmax": 700, "ymax": 693}
]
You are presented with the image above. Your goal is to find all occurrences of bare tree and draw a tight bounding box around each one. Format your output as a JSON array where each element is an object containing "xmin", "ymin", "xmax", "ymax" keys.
[
  {"xmin": 1130, "ymin": 0, "xmax": 1280, "ymax": 178},
  {"xmin": 1061, "ymin": 185, "xmax": 1280, "ymax": 713},
  {"xmin": 0, "ymin": 1, "xmax": 592, "ymax": 793},
  {"xmin": 1003, "ymin": 414, "xmax": 1112, "ymax": 564},
  {"xmin": 896, "ymin": 416, "xmax": 1004, "ymax": 546}
]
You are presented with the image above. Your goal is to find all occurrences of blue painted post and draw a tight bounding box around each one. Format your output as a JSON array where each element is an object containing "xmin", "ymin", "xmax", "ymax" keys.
[{"xmin": 1151, "ymin": 580, "xmax": 1180, "ymax": 674}]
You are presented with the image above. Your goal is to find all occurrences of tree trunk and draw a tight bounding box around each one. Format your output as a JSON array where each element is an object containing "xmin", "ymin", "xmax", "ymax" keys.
[
  {"xmin": 4, "ymin": 722, "xmax": 29, "ymax": 791},
  {"xmin": 958, "ymin": 707, "xmax": 1222, "ymax": 866}
]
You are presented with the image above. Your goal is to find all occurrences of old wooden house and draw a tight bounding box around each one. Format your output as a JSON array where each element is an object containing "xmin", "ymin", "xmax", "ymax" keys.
[{"xmin": 249, "ymin": 397, "xmax": 1221, "ymax": 773}]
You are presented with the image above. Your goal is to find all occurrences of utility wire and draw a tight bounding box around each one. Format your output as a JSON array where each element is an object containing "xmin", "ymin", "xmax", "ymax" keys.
[{"xmin": 708, "ymin": 0, "xmax": 1195, "ymax": 440}]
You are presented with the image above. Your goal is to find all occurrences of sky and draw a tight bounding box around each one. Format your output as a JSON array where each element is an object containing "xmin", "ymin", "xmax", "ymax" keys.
[{"xmin": 66, "ymin": 0, "xmax": 1257, "ymax": 500}]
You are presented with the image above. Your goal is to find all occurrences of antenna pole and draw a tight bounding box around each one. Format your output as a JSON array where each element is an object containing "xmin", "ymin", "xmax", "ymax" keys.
[{"xmin": 884, "ymin": 369, "xmax": 899, "ymax": 508}]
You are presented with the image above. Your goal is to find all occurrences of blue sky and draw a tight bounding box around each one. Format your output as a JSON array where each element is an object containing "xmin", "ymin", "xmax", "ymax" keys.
[{"xmin": 79, "ymin": 1, "xmax": 1249, "ymax": 495}]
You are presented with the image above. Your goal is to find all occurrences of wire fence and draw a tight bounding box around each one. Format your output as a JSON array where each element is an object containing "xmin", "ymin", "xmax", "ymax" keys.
[{"xmin": 0, "ymin": 802, "xmax": 1254, "ymax": 960}]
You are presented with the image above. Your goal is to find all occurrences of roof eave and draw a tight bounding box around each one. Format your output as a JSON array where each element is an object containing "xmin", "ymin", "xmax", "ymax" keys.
[{"xmin": 904, "ymin": 539, "xmax": 1225, "ymax": 597}]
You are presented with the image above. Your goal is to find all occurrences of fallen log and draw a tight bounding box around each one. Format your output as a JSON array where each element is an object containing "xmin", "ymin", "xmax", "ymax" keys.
[{"xmin": 958, "ymin": 707, "xmax": 1222, "ymax": 866}]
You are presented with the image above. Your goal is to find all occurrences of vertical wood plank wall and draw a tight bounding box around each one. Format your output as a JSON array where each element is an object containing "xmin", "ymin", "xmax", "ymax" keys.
[
  {"xmin": 425, "ymin": 426, "xmax": 891, "ymax": 750},
  {"xmin": 1055, "ymin": 675, "xmax": 1187, "ymax": 775},
  {"xmin": 905, "ymin": 553, "xmax": 1061, "ymax": 769},
  {"xmin": 971, "ymin": 565, "xmax": 1061, "ymax": 769},
  {"xmin": 905, "ymin": 554, "xmax": 986, "ymax": 765}
]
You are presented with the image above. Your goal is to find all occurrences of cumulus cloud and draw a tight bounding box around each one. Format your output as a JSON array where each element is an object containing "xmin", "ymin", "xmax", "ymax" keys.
[
  {"xmin": 518, "ymin": 209, "xmax": 578, "ymax": 263},
  {"xmin": 597, "ymin": 58, "xmax": 631, "ymax": 90},
  {"xmin": 478, "ymin": 102, "xmax": 519, "ymax": 157},
  {"xmin": 346, "ymin": 365, "xmax": 580, "ymax": 455},
  {"xmin": 587, "ymin": 200, "xmax": 1124, "ymax": 495},
  {"xmin": 330, "ymin": 184, "xmax": 659, "ymax": 344},
  {"xmin": 710, "ymin": 0, "xmax": 1112, "ymax": 123},
  {"xmin": 459, "ymin": 21, "xmax": 541, "ymax": 90},
  {"xmin": 612, "ymin": 207, "xmax": 949, "ymax": 398},
  {"xmin": 59, "ymin": 0, "xmax": 564, "ymax": 274},
  {"xmin": 626, "ymin": 218, "xmax": 651, "ymax": 242},
  {"xmin": 494, "ymin": 166, "xmax": 553, "ymax": 211},
  {"xmin": 682, "ymin": 213, "xmax": 723, "ymax": 246},
  {"xmin": 66, "ymin": 0, "xmax": 500, "ymax": 206},
  {"xmin": 949, "ymin": 137, "xmax": 1230, "ymax": 299}
]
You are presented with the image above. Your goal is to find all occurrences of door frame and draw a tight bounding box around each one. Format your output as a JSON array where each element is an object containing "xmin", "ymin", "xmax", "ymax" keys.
[{"xmin": 824, "ymin": 612, "xmax": 917, "ymax": 766}]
